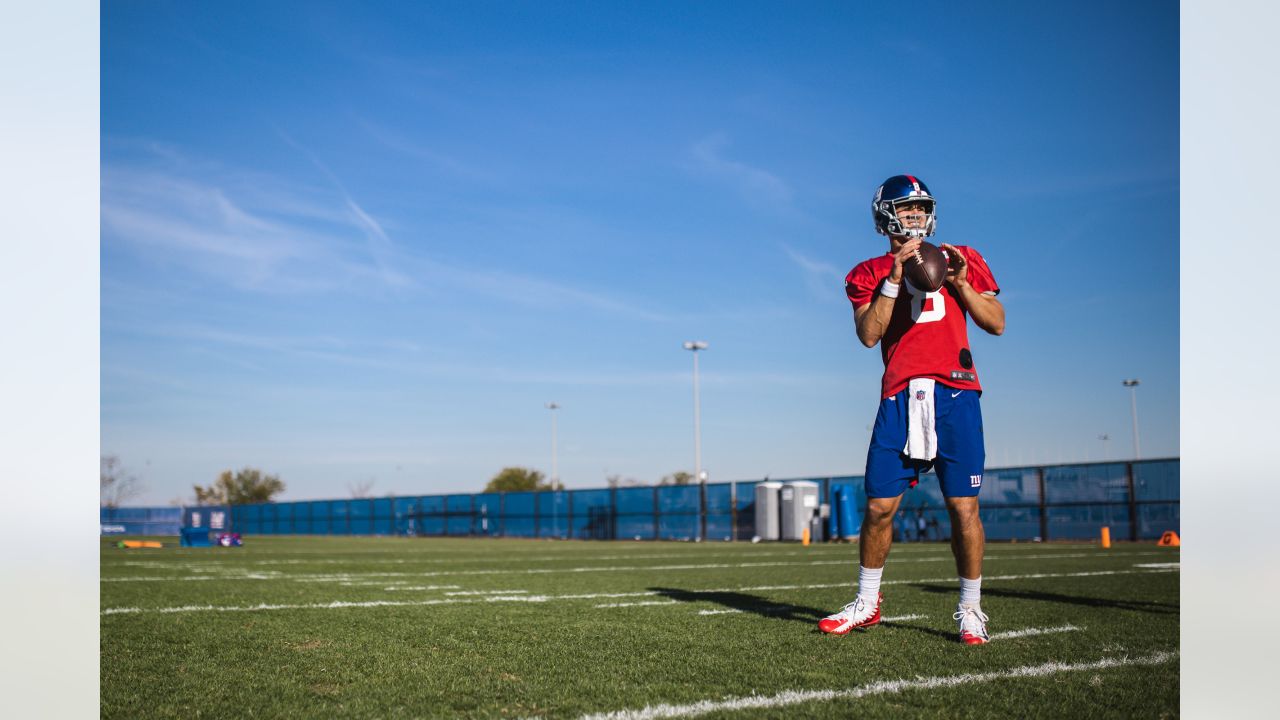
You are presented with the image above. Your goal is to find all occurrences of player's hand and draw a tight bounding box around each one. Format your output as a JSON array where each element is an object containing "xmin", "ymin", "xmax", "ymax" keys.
[
  {"xmin": 889, "ymin": 238, "xmax": 922, "ymax": 283},
  {"xmin": 940, "ymin": 243, "xmax": 968, "ymax": 287}
]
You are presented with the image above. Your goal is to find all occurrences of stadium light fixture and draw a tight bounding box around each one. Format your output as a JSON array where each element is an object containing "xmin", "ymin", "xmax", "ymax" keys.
[{"xmin": 1121, "ymin": 380, "xmax": 1141, "ymax": 460}]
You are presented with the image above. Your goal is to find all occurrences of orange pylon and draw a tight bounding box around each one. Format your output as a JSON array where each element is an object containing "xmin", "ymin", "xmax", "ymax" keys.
[
  {"xmin": 1157, "ymin": 531, "xmax": 1180, "ymax": 547},
  {"xmin": 1100, "ymin": 526, "xmax": 1111, "ymax": 549}
]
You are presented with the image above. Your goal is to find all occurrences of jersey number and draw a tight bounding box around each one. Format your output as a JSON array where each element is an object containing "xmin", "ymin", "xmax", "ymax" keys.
[{"xmin": 905, "ymin": 281, "xmax": 946, "ymax": 324}]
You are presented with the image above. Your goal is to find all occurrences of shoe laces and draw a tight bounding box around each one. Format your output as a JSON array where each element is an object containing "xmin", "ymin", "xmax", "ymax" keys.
[
  {"xmin": 835, "ymin": 596, "xmax": 876, "ymax": 622},
  {"xmin": 953, "ymin": 604, "xmax": 989, "ymax": 637}
]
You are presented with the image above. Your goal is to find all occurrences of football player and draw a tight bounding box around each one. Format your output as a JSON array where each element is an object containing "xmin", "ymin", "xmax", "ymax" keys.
[{"xmin": 819, "ymin": 175, "xmax": 1005, "ymax": 645}]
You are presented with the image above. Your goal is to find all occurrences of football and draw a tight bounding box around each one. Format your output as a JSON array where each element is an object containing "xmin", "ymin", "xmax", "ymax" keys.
[{"xmin": 904, "ymin": 241, "xmax": 949, "ymax": 292}]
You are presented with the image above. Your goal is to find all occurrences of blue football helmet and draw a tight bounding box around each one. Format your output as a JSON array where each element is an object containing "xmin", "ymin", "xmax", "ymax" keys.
[{"xmin": 872, "ymin": 175, "xmax": 937, "ymax": 238}]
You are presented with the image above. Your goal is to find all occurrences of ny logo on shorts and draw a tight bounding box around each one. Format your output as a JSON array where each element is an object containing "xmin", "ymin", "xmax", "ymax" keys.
[{"xmin": 970, "ymin": 475, "xmax": 982, "ymax": 488}]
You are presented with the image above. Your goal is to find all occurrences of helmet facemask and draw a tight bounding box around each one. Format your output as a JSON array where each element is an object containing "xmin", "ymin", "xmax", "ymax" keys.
[{"xmin": 876, "ymin": 197, "xmax": 936, "ymax": 238}]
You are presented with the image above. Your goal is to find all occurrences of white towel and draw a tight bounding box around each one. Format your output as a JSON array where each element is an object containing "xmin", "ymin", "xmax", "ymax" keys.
[{"xmin": 903, "ymin": 378, "xmax": 937, "ymax": 461}]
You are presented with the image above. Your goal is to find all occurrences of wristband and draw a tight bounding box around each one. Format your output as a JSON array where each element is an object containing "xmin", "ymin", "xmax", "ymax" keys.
[{"xmin": 880, "ymin": 279, "xmax": 900, "ymax": 299}]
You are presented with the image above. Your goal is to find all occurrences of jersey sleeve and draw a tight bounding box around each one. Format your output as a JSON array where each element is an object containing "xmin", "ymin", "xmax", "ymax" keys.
[
  {"xmin": 961, "ymin": 247, "xmax": 999, "ymax": 296},
  {"xmin": 845, "ymin": 261, "xmax": 880, "ymax": 308}
]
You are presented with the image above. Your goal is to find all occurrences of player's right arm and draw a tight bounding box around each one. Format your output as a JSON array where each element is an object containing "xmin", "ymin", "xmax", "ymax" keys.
[
  {"xmin": 853, "ymin": 239, "xmax": 919, "ymax": 347},
  {"xmin": 854, "ymin": 297, "xmax": 894, "ymax": 347}
]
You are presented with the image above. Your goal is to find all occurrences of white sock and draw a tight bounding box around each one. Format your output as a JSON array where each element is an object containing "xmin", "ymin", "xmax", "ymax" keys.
[
  {"xmin": 858, "ymin": 565, "xmax": 883, "ymax": 602},
  {"xmin": 959, "ymin": 575, "xmax": 982, "ymax": 607}
]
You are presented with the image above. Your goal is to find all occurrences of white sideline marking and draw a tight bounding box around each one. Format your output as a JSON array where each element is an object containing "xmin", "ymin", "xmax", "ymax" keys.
[
  {"xmin": 594, "ymin": 600, "xmax": 680, "ymax": 609},
  {"xmin": 559, "ymin": 568, "xmax": 1181, "ymax": 605},
  {"xmin": 576, "ymin": 650, "xmax": 1177, "ymax": 720},
  {"xmin": 118, "ymin": 550, "xmax": 904, "ymax": 568},
  {"xmin": 113, "ymin": 544, "xmax": 1145, "ymax": 569},
  {"xmin": 100, "ymin": 560, "xmax": 845, "ymax": 583},
  {"xmin": 100, "ymin": 551, "xmax": 1170, "ymax": 584},
  {"xmin": 102, "ymin": 598, "xmax": 472, "ymax": 615},
  {"xmin": 1133, "ymin": 562, "xmax": 1179, "ymax": 569},
  {"xmin": 695, "ymin": 611, "xmax": 928, "ymax": 621},
  {"xmin": 444, "ymin": 589, "xmax": 528, "ymax": 596},
  {"xmin": 101, "ymin": 567, "xmax": 1177, "ymax": 616},
  {"xmin": 989, "ymin": 624, "xmax": 1082, "ymax": 640},
  {"xmin": 342, "ymin": 580, "xmax": 420, "ymax": 587}
]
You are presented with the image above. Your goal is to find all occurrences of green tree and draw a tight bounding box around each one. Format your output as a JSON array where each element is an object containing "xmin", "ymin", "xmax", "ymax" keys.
[
  {"xmin": 659, "ymin": 471, "xmax": 694, "ymax": 486},
  {"xmin": 484, "ymin": 466, "xmax": 552, "ymax": 493},
  {"xmin": 606, "ymin": 474, "xmax": 642, "ymax": 488},
  {"xmin": 193, "ymin": 467, "xmax": 286, "ymax": 505}
]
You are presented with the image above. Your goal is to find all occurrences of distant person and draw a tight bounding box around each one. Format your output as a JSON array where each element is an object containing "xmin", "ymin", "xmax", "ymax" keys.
[
  {"xmin": 819, "ymin": 175, "xmax": 1005, "ymax": 645},
  {"xmin": 926, "ymin": 512, "xmax": 941, "ymax": 541},
  {"xmin": 915, "ymin": 508, "xmax": 927, "ymax": 542}
]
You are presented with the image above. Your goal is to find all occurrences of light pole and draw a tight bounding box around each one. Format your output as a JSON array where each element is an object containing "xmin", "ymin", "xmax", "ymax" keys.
[
  {"xmin": 545, "ymin": 402, "xmax": 560, "ymax": 490},
  {"xmin": 683, "ymin": 341, "xmax": 708, "ymax": 542},
  {"xmin": 682, "ymin": 341, "xmax": 708, "ymax": 487},
  {"xmin": 1122, "ymin": 379, "xmax": 1141, "ymax": 460},
  {"xmin": 546, "ymin": 402, "xmax": 560, "ymax": 537}
]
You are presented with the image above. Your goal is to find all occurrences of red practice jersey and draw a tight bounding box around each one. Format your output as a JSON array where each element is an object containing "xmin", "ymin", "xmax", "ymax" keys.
[{"xmin": 845, "ymin": 245, "xmax": 999, "ymax": 399}]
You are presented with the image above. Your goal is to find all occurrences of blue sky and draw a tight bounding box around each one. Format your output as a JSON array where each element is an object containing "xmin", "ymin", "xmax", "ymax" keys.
[{"xmin": 101, "ymin": 1, "xmax": 1179, "ymax": 504}]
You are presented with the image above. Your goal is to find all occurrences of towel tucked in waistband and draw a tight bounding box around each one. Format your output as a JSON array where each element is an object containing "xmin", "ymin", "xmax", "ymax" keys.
[{"xmin": 903, "ymin": 378, "xmax": 937, "ymax": 461}]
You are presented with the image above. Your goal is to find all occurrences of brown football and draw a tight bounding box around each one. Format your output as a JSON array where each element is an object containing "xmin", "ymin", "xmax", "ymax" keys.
[{"xmin": 904, "ymin": 241, "xmax": 948, "ymax": 293}]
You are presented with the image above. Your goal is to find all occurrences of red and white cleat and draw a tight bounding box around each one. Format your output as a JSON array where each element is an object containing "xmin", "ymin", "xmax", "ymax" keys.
[
  {"xmin": 954, "ymin": 603, "xmax": 990, "ymax": 645},
  {"xmin": 818, "ymin": 593, "xmax": 882, "ymax": 635}
]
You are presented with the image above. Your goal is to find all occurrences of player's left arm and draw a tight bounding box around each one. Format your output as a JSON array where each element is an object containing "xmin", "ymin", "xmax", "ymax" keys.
[{"xmin": 940, "ymin": 244, "xmax": 1004, "ymax": 336}]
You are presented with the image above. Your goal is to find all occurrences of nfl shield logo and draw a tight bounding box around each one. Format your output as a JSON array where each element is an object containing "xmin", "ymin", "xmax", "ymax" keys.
[{"xmin": 915, "ymin": 390, "xmax": 926, "ymax": 401}]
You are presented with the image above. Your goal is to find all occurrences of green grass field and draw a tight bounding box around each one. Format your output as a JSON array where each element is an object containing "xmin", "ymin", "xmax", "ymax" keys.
[{"xmin": 101, "ymin": 536, "xmax": 1179, "ymax": 719}]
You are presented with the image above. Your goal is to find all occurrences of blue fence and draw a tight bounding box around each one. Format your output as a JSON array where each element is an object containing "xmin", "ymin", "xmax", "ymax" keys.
[
  {"xmin": 100, "ymin": 506, "xmax": 182, "ymax": 536},
  {"xmin": 161, "ymin": 458, "xmax": 1179, "ymax": 542}
]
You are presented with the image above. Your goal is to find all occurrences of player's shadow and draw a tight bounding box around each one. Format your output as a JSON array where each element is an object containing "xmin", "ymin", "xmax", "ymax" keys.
[
  {"xmin": 647, "ymin": 587, "xmax": 829, "ymax": 625},
  {"xmin": 911, "ymin": 583, "xmax": 1179, "ymax": 614}
]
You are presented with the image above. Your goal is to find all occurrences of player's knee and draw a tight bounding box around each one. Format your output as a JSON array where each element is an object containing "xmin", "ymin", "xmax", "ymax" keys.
[
  {"xmin": 864, "ymin": 501, "xmax": 897, "ymax": 527},
  {"xmin": 947, "ymin": 500, "xmax": 981, "ymax": 527}
]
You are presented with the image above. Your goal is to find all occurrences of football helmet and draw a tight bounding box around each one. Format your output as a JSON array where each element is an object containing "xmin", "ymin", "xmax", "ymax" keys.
[{"xmin": 872, "ymin": 175, "xmax": 937, "ymax": 238}]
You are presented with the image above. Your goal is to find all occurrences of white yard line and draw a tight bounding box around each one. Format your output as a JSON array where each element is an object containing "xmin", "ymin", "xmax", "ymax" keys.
[
  {"xmin": 988, "ymin": 624, "xmax": 1082, "ymax": 640},
  {"xmin": 102, "ymin": 598, "xmax": 472, "ymax": 615},
  {"xmin": 575, "ymin": 650, "xmax": 1177, "ymax": 720},
  {"xmin": 694, "ymin": 611, "xmax": 926, "ymax": 621},
  {"xmin": 101, "ymin": 567, "xmax": 1177, "ymax": 616},
  {"xmin": 100, "ymin": 551, "xmax": 1172, "ymax": 584},
  {"xmin": 594, "ymin": 600, "xmax": 681, "ymax": 609},
  {"xmin": 115, "ymin": 545, "xmax": 1081, "ymax": 568},
  {"xmin": 1133, "ymin": 562, "xmax": 1179, "ymax": 569}
]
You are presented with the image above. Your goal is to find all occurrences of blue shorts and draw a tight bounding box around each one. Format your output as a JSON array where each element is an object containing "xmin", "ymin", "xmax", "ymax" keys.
[{"xmin": 865, "ymin": 384, "xmax": 986, "ymax": 499}]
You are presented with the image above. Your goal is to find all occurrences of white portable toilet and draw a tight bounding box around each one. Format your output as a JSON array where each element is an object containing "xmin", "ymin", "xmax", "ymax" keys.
[
  {"xmin": 753, "ymin": 482, "xmax": 783, "ymax": 541},
  {"xmin": 780, "ymin": 481, "xmax": 820, "ymax": 541}
]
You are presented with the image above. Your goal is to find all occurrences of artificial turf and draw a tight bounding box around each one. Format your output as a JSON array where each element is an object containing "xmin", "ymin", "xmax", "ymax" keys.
[{"xmin": 101, "ymin": 536, "xmax": 1179, "ymax": 719}]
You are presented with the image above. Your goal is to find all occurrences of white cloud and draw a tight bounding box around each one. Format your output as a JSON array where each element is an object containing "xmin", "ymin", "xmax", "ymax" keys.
[
  {"xmin": 689, "ymin": 133, "xmax": 793, "ymax": 209},
  {"xmin": 782, "ymin": 244, "xmax": 845, "ymax": 299},
  {"xmin": 103, "ymin": 142, "xmax": 668, "ymax": 319},
  {"xmin": 101, "ymin": 165, "xmax": 393, "ymax": 293}
]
